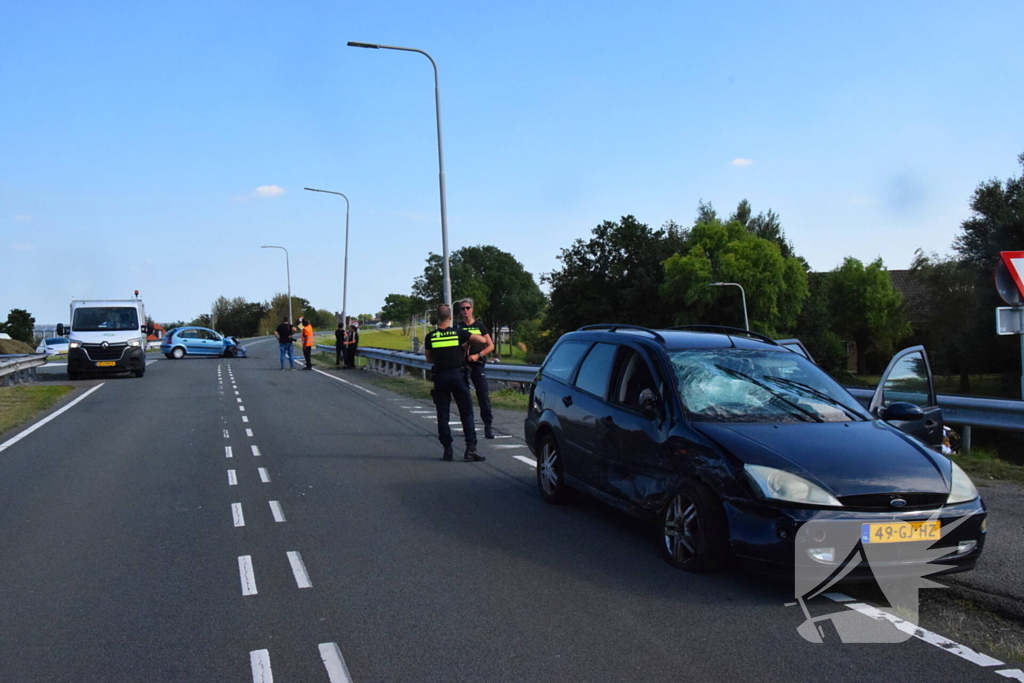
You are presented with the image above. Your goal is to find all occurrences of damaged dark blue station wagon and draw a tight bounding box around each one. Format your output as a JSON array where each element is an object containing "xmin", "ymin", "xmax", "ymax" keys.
[{"xmin": 524, "ymin": 325, "xmax": 986, "ymax": 578}]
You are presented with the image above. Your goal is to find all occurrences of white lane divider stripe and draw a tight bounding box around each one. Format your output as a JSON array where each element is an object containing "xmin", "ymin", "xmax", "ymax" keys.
[
  {"xmin": 494, "ymin": 435, "xmax": 513, "ymax": 439},
  {"xmin": 493, "ymin": 444, "xmax": 525, "ymax": 449},
  {"xmin": 225, "ymin": 446, "xmax": 233, "ymax": 458},
  {"xmin": 287, "ymin": 551, "xmax": 313, "ymax": 588},
  {"xmin": 235, "ymin": 391, "xmax": 240, "ymax": 396},
  {"xmin": 239, "ymin": 406, "xmax": 245, "ymax": 412},
  {"xmin": 239, "ymin": 556, "xmax": 257, "ymax": 595},
  {"xmin": 313, "ymin": 368, "xmax": 379, "ymax": 395},
  {"xmin": 228, "ymin": 470, "xmax": 237, "ymax": 486},
  {"xmin": 996, "ymin": 670, "xmax": 1024, "ymax": 681},
  {"xmin": 223, "ymin": 430, "xmax": 230, "ymax": 438},
  {"xmin": 420, "ymin": 416, "xmax": 438, "ymax": 420},
  {"xmin": 246, "ymin": 429, "xmax": 254, "ymax": 437},
  {"xmin": 252, "ymin": 445, "xmax": 261, "ymax": 457},
  {"xmin": 269, "ymin": 501, "xmax": 286, "ymax": 522},
  {"xmin": 237, "ymin": 398, "xmax": 243, "ymax": 403},
  {"xmin": 514, "ymin": 455, "xmax": 537, "ymax": 468},
  {"xmin": 242, "ymin": 416, "xmax": 249, "ymax": 423},
  {"xmin": 250, "ymin": 649, "xmax": 273, "ymax": 683},
  {"xmin": 259, "ymin": 467, "xmax": 271, "ymax": 483},
  {"xmin": 319, "ymin": 642, "xmax": 354, "ymax": 683},
  {"xmin": 232, "ymin": 503, "xmax": 245, "ymax": 527},
  {"xmin": 0, "ymin": 383, "xmax": 105, "ymax": 454},
  {"xmin": 410, "ymin": 410, "xmax": 433, "ymax": 414}
]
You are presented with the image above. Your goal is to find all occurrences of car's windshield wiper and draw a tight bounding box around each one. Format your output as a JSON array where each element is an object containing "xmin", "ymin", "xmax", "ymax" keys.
[
  {"xmin": 713, "ymin": 365, "xmax": 824, "ymax": 423},
  {"xmin": 760, "ymin": 375, "xmax": 864, "ymax": 421}
]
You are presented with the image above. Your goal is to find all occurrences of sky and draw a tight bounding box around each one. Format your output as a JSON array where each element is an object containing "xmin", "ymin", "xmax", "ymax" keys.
[{"xmin": 3, "ymin": 0, "xmax": 1023, "ymax": 325}]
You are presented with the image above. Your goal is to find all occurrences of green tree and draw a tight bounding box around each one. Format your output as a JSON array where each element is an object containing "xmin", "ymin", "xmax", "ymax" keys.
[
  {"xmin": 212, "ymin": 296, "xmax": 269, "ymax": 337},
  {"xmin": 660, "ymin": 218, "xmax": 808, "ymax": 336},
  {"xmin": 826, "ymin": 257, "xmax": 910, "ymax": 374},
  {"xmin": 257, "ymin": 294, "xmax": 310, "ymax": 335},
  {"xmin": 953, "ymin": 151, "xmax": 1024, "ymax": 271},
  {"xmin": 792, "ymin": 273, "xmax": 850, "ymax": 379},
  {"xmin": 380, "ymin": 294, "xmax": 426, "ymax": 335},
  {"xmin": 1, "ymin": 309, "xmax": 35, "ymax": 344}
]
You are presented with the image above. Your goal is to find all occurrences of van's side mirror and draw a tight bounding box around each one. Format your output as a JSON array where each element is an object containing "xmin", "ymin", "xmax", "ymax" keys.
[
  {"xmin": 56, "ymin": 323, "xmax": 65, "ymax": 336},
  {"xmin": 880, "ymin": 402, "xmax": 925, "ymax": 422},
  {"xmin": 639, "ymin": 388, "xmax": 661, "ymax": 420},
  {"xmin": 145, "ymin": 324, "xmax": 155, "ymax": 336}
]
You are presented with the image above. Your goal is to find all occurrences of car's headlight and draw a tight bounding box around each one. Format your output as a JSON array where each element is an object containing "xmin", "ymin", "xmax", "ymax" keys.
[
  {"xmin": 947, "ymin": 461, "xmax": 979, "ymax": 504},
  {"xmin": 69, "ymin": 341, "xmax": 81, "ymax": 349},
  {"xmin": 128, "ymin": 339, "xmax": 141, "ymax": 348},
  {"xmin": 745, "ymin": 465, "xmax": 842, "ymax": 507}
]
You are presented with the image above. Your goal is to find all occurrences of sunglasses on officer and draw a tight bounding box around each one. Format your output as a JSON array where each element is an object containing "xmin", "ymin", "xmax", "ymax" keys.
[{"xmin": 458, "ymin": 305, "xmax": 472, "ymax": 311}]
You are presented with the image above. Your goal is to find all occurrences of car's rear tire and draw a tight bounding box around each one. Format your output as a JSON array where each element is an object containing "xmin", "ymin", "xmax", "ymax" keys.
[
  {"xmin": 171, "ymin": 347, "xmax": 185, "ymax": 360},
  {"xmin": 68, "ymin": 371, "xmax": 79, "ymax": 381},
  {"xmin": 661, "ymin": 479, "xmax": 729, "ymax": 573},
  {"xmin": 537, "ymin": 434, "xmax": 575, "ymax": 504}
]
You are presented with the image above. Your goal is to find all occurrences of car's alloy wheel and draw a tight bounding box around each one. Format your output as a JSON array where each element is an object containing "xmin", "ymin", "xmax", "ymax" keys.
[
  {"xmin": 171, "ymin": 347, "xmax": 185, "ymax": 360},
  {"xmin": 661, "ymin": 480, "xmax": 728, "ymax": 573},
  {"xmin": 537, "ymin": 434, "xmax": 574, "ymax": 504}
]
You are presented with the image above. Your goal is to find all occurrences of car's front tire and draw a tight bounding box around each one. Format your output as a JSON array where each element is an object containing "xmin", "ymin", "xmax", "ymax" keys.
[
  {"xmin": 536, "ymin": 434, "xmax": 575, "ymax": 504},
  {"xmin": 661, "ymin": 479, "xmax": 729, "ymax": 573},
  {"xmin": 171, "ymin": 347, "xmax": 185, "ymax": 360}
]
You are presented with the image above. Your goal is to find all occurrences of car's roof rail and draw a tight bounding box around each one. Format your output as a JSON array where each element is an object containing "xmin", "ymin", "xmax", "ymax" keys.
[
  {"xmin": 576, "ymin": 324, "xmax": 666, "ymax": 344},
  {"xmin": 667, "ymin": 325, "xmax": 780, "ymax": 346}
]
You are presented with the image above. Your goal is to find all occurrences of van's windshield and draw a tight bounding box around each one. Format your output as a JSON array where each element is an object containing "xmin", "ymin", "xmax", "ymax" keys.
[{"xmin": 72, "ymin": 307, "xmax": 139, "ymax": 332}]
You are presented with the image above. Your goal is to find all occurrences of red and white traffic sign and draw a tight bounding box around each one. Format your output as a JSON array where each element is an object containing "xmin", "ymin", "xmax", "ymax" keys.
[{"xmin": 1001, "ymin": 251, "xmax": 1024, "ymax": 298}]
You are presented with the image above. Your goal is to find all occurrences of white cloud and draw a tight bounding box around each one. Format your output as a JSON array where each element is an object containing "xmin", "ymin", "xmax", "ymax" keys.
[
  {"xmin": 730, "ymin": 158, "xmax": 754, "ymax": 167},
  {"xmin": 254, "ymin": 185, "xmax": 285, "ymax": 197},
  {"xmin": 11, "ymin": 244, "xmax": 34, "ymax": 251},
  {"xmin": 13, "ymin": 214, "xmax": 33, "ymax": 221}
]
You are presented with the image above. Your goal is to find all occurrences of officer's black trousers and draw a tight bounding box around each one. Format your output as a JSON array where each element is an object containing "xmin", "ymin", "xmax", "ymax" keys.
[
  {"xmin": 467, "ymin": 362, "xmax": 493, "ymax": 426},
  {"xmin": 432, "ymin": 368, "xmax": 477, "ymax": 447}
]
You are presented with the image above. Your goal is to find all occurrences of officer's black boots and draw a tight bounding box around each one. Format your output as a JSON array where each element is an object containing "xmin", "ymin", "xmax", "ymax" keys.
[
  {"xmin": 484, "ymin": 424, "xmax": 495, "ymax": 439},
  {"xmin": 442, "ymin": 446, "xmax": 454, "ymax": 461},
  {"xmin": 464, "ymin": 445, "xmax": 485, "ymax": 462}
]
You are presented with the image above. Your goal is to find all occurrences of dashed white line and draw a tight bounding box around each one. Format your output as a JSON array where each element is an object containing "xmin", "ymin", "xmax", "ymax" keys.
[
  {"xmin": 225, "ymin": 446, "xmax": 234, "ymax": 458},
  {"xmin": 228, "ymin": 470, "xmax": 237, "ymax": 486},
  {"xmin": 237, "ymin": 398, "xmax": 243, "ymax": 403},
  {"xmin": 514, "ymin": 455, "xmax": 537, "ymax": 468},
  {"xmin": 250, "ymin": 649, "xmax": 273, "ymax": 683},
  {"xmin": 493, "ymin": 435, "xmax": 513, "ymax": 439},
  {"xmin": 252, "ymin": 445, "xmax": 261, "ymax": 457},
  {"xmin": 410, "ymin": 410, "xmax": 433, "ymax": 414},
  {"xmin": 421, "ymin": 416, "xmax": 438, "ymax": 420},
  {"xmin": 242, "ymin": 416, "xmax": 249, "ymax": 423},
  {"xmin": 269, "ymin": 501, "xmax": 286, "ymax": 522},
  {"xmin": 493, "ymin": 444, "xmax": 525, "ymax": 449},
  {"xmin": 235, "ymin": 391, "xmax": 240, "ymax": 396},
  {"xmin": 223, "ymin": 430, "xmax": 230, "ymax": 439},
  {"xmin": 238, "ymin": 555, "xmax": 257, "ymax": 595},
  {"xmin": 319, "ymin": 642, "xmax": 354, "ymax": 683},
  {"xmin": 997, "ymin": 670, "xmax": 1024, "ymax": 681},
  {"xmin": 259, "ymin": 467, "xmax": 271, "ymax": 483},
  {"xmin": 246, "ymin": 429, "xmax": 254, "ymax": 437},
  {"xmin": 313, "ymin": 368, "xmax": 379, "ymax": 395},
  {"xmin": 232, "ymin": 503, "xmax": 245, "ymax": 527},
  {"xmin": 239, "ymin": 406, "xmax": 245, "ymax": 412},
  {"xmin": 287, "ymin": 551, "xmax": 313, "ymax": 588},
  {"xmin": 0, "ymin": 383, "xmax": 105, "ymax": 455}
]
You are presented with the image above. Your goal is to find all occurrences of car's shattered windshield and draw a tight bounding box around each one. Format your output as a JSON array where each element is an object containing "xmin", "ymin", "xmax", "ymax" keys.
[{"xmin": 668, "ymin": 349, "xmax": 868, "ymax": 423}]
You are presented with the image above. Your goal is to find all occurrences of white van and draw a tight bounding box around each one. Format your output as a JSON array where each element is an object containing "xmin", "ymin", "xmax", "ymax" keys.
[{"xmin": 59, "ymin": 297, "xmax": 152, "ymax": 380}]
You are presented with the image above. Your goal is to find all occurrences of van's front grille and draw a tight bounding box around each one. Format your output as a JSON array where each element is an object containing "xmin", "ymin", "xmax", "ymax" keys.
[{"xmin": 83, "ymin": 344, "xmax": 127, "ymax": 361}]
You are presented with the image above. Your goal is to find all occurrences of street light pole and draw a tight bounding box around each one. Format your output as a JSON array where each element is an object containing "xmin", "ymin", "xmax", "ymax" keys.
[
  {"xmin": 261, "ymin": 245, "xmax": 292, "ymax": 325},
  {"xmin": 347, "ymin": 40, "xmax": 452, "ymax": 307},
  {"xmin": 304, "ymin": 188, "xmax": 350, "ymax": 327},
  {"xmin": 710, "ymin": 282, "xmax": 749, "ymax": 331}
]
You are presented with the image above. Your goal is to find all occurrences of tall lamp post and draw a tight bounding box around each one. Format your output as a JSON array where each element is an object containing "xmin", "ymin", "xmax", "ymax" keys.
[
  {"xmin": 261, "ymin": 245, "xmax": 292, "ymax": 325},
  {"xmin": 710, "ymin": 282, "xmax": 749, "ymax": 331},
  {"xmin": 304, "ymin": 187, "xmax": 350, "ymax": 327},
  {"xmin": 347, "ymin": 40, "xmax": 452, "ymax": 307}
]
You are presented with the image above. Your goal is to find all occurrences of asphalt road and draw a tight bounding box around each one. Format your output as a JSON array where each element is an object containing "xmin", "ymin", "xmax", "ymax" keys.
[{"xmin": 2, "ymin": 339, "xmax": 1019, "ymax": 681}]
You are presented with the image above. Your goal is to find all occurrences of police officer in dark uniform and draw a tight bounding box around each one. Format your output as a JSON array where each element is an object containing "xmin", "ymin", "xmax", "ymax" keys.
[
  {"xmin": 424, "ymin": 304, "xmax": 488, "ymax": 462},
  {"xmin": 455, "ymin": 298, "xmax": 496, "ymax": 439}
]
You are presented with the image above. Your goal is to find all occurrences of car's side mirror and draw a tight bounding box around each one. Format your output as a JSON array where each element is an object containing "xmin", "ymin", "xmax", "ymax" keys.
[
  {"xmin": 880, "ymin": 402, "xmax": 925, "ymax": 422},
  {"xmin": 639, "ymin": 388, "xmax": 661, "ymax": 420},
  {"xmin": 56, "ymin": 323, "xmax": 65, "ymax": 336}
]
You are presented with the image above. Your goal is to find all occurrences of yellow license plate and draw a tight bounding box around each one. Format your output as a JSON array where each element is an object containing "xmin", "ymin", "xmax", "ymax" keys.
[
  {"xmin": 862, "ymin": 521, "xmax": 942, "ymax": 544},
  {"xmin": 96, "ymin": 361, "xmax": 116, "ymax": 367}
]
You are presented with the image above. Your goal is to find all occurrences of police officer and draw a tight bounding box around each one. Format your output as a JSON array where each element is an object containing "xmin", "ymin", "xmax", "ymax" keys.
[
  {"xmin": 424, "ymin": 304, "xmax": 488, "ymax": 462},
  {"xmin": 456, "ymin": 298, "xmax": 496, "ymax": 439}
]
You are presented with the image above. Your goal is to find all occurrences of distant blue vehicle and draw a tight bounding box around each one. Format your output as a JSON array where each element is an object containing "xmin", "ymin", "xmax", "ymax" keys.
[{"xmin": 161, "ymin": 327, "xmax": 243, "ymax": 359}]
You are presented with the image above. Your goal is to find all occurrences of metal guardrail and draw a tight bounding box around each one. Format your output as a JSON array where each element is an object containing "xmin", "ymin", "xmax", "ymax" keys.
[
  {"xmin": 0, "ymin": 354, "xmax": 48, "ymax": 386},
  {"xmin": 317, "ymin": 344, "xmax": 540, "ymax": 383}
]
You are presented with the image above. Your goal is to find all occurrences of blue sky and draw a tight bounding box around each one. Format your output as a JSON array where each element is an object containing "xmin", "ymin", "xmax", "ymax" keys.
[{"xmin": 3, "ymin": 0, "xmax": 1022, "ymax": 325}]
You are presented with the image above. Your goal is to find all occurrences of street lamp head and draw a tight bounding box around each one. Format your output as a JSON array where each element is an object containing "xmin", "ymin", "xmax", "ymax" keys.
[
  {"xmin": 347, "ymin": 41, "xmax": 380, "ymax": 49},
  {"xmin": 709, "ymin": 282, "xmax": 725, "ymax": 286}
]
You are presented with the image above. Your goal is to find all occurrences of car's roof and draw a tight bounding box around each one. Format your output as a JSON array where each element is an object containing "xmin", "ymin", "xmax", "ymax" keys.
[{"xmin": 563, "ymin": 326, "xmax": 784, "ymax": 352}]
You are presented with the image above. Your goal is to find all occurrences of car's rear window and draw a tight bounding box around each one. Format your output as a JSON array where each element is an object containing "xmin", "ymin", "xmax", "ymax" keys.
[{"xmin": 542, "ymin": 340, "xmax": 590, "ymax": 383}]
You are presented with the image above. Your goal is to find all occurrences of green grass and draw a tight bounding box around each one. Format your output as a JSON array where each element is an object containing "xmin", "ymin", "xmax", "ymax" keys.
[
  {"xmin": 954, "ymin": 447, "xmax": 1024, "ymax": 484},
  {"xmin": 0, "ymin": 385, "xmax": 74, "ymax": 436}
]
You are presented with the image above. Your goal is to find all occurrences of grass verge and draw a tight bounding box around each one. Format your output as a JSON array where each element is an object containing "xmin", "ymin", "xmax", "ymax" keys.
[
  {"xmin": 0, "ymin": 385, "xmax": 75, "ymax": 436},
  {"xmin": 954, "ymin": 448, "xmax": 1024, "ymax": 484}
]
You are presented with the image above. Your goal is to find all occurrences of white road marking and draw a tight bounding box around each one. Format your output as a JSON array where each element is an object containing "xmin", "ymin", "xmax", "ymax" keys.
[
  {"xmin": 235, "ymin": 391, "xmax": 240, "ymax": 396},
  {"xmin": 269, "ymin": 501, "xmax": 286, "ymax": 522},
  {"xmin": 287, "ymin": 551, "xmax": 313, "ymax": 588},
  {"xmin": 410, "ymin": 410, "xmax": 433, "ymax": 414},
  {"xmin": 239, "ymin": 556, "xmax": 257, "ymax": 595},
  {"xmin": 228, "ymin": 470, "xmax": 237, "ymax": 486},
  {"xmin": 313, "ymin": 368, "xmax": 378, "ymax": 395},
  {"xmin": 259, "ymin": 467, "xmax": 271, "ymax": 483},
  {"xmin": 242, "ymin": 416, "xmax": 249, "ymax": 423},
  {"xmin": 420, "ymin": 416, "xmax": 438, "ymax": 420},
  {"xmin": 239, "ymin": 406, "xmax": 245, "ymax": 412},
  {"xmin": 145, "ymin": 358, "xmax": 160, "ymax": 366},
  {"xmin": 223, "ymin": 430, "xmax": 230, "ymax": 439},
  {"xmin": 997, "ymin": 671, "xmax": 1024, "ymax": 681},
  {"xmin": 493, "ymin": 444, "xmax": 525, "ymax": 449},
  {"xmin": 493, "ymin": 435, "xmax": 513, "ymax": 439},
  {"xmin": 319, "ymin": 642, "xmax": 354, "ymax": 683},
  {"xmin": 237, "ymin": 398, "xmax": 243, "ymax": 403},
  {"xmin": 250, "ymin": 649, "xmax": 273, "ymax": 683},
  {"xmin": 246, "ymin": 429, "xmax": 254, "ymax": 437},
  {"xmin": 0, "ymin": 383, "xmax": 105, "ymax": 454},
  {"xmin": 400, "ymin": 405, "xmax": 418, "ymax": 409},
  {"xmin": 514, "ymin": 455, "xmax": 537, "ymax": 468},
  {"xmin": 252, "ymin": 445, "xmax": 261, "ymax": 457},
  {"xmin": 225, "ymin": 446, "xmax": 233, "ymax": 458},
  {"xmin": 232, "ymin": 503, "xmax": 245, "ymax": 527}
]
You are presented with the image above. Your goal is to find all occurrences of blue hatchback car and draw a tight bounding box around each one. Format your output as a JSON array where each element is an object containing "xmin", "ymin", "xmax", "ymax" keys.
[{"xmin": 161, "ymin": 327, "xmax": 241, "ymax": 359}]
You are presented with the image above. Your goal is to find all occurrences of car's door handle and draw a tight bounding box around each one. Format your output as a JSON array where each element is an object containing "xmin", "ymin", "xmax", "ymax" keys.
[
  {"xmin": 925, "ymin": 420, "xmax": 939, "ymax": 429},
  {"xmin": 562, "ymin": 396, "xmax": 573, "ymax": 407}
]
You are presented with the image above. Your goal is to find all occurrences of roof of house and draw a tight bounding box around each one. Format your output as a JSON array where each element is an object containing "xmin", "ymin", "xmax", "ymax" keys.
[{"xmin": 889, "ymin": 269, "xmax": 935, "ymax": 321}]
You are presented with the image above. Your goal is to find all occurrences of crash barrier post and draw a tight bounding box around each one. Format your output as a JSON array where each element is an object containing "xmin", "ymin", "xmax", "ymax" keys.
[{"xmin": 0, "ymin": 354, "xmax": 47, "ymax": 387}]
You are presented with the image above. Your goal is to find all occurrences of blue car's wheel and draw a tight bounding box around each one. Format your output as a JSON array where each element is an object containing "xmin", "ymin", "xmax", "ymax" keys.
[
  {"xmin": 171, "ymin": 346, "xmax": 185, "ymax": 360},
  {"xmin": 662, "ymin": 479, "xmax": 728, "ymax": 573}
]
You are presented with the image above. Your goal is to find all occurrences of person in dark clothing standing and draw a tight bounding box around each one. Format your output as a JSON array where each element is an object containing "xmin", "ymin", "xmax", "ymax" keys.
[
  {"xmin": 339, "ymin": 321, "xmax": 352, "ymax": 366},
  {"xmin": 275, "ymin": 319, "xmax": 296, "ymax": 370},
  {"xmin": 425, "ymin": 304, "xmax": 488, "ymax": 462},
  {"xmin": 456, "ymin": 298, "xmax": 496, "ymax": 439},
  {"xmin": 344, "ymin": 324, "xmax": 359, "ymax": 369}
]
